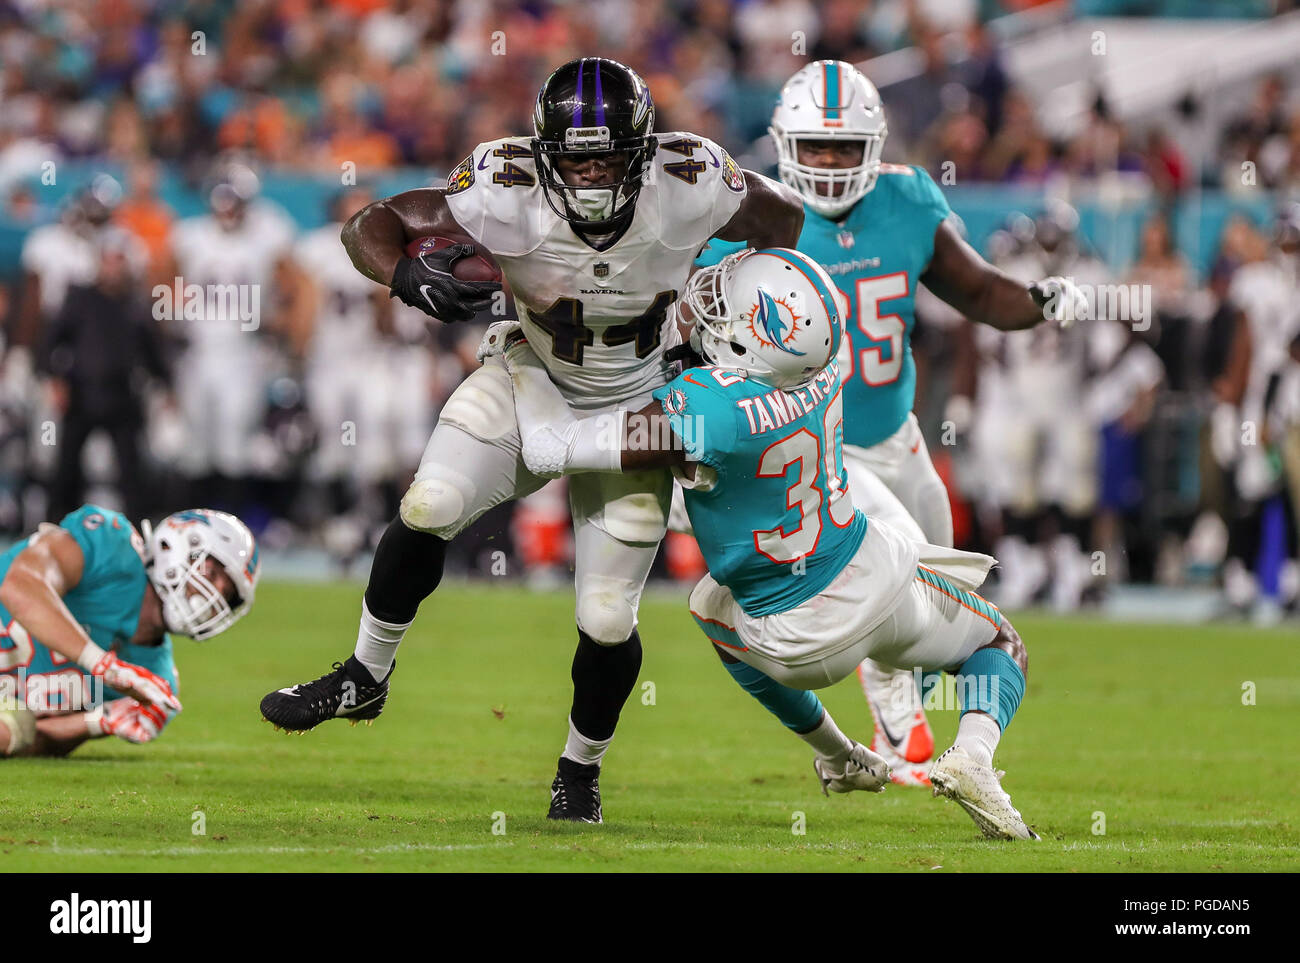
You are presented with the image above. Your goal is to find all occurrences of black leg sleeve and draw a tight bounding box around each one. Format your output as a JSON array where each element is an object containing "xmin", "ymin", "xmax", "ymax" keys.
[
  {"xmin": 363, "ymin": 516, "xmax": 448, "ymax": 624},
  {"xmin": 569, "ymin": 629, "xmax": 643, "ymax": 743}
]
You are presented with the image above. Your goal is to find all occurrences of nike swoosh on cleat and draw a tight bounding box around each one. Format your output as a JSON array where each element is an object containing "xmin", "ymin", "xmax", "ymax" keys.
[
  {"xmin": 874, "ymin": 710, "xmax": 903, "ymax": 750},
  {"xmin": 336, "ymin": 693, "xmax": 385, "ymax": 717}
]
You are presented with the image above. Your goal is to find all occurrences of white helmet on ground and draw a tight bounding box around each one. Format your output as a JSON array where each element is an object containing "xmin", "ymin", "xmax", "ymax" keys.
[
  {"xmin": 685, "ymin": 247, "xmax": 843, "ymax": 390},
  {"xmin": 144, "ymin": 509, "xmax": 260, "ymax": 641},
  {"xmin": 769, "ymin": 60, "xmax": 887, "ymax": 218}
]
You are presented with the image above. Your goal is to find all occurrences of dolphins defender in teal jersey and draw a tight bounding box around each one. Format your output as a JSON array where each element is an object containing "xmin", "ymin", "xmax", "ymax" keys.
[
  {"xmin": 493, "ymin": 249, "xmax": 1040, "ymax": 840},
  {"xmin": 695, "ymin": 60, "xmax": 1085, "ymax": 787},
  {"xmin": 0, "ymin": 506, "xmax": 258, "ymax": 757}
]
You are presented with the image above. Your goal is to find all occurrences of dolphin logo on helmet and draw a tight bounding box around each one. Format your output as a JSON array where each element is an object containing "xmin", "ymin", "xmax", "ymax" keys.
[{"xmin": 753, "ymin": 288, "xmax": 806, "ymax": 357}]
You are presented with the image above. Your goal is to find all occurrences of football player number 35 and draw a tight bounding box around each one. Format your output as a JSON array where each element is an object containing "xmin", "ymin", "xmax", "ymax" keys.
[
  {"xmin": 753, "ymin": 390, "xmax": 855, "ymax": 563},
  {"xmin": 842, "ymin": 272, "xmax": 908, "ymax": 386}
]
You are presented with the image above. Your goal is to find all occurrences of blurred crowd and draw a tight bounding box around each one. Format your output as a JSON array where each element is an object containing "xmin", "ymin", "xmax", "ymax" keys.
[
  {"xmin": 3, "ymin": 0, "xmax": 1300, "ymax": 204},
  {"xmin": 1, "ymin": 0, "xmax": 1299, "ymax": 616}
]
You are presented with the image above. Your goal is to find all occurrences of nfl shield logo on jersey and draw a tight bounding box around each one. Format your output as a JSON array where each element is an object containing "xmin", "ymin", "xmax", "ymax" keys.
[
  {"xmin": 837, "ymin": 230, "xmax": 855, "ymax": 249},
  {"xmin": 594, "ymin": 262, "xmax": 610, "ymax": 278}
]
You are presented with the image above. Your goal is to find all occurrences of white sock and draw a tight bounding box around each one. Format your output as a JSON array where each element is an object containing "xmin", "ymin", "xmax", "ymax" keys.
[
  {"xmin": 955, "ymin": 712, "xmax": 1001, "ymax": 768},
  {"xmin": 353, "ymin": 600, "xmax": 411, "ymax": 682},
  {"xmin": 798, "ymin": 711, "xmax": 853, "ymax": 766},
  {"xmin": 562, "ymin": 716, "xmax": 612, "ymax": 768}
]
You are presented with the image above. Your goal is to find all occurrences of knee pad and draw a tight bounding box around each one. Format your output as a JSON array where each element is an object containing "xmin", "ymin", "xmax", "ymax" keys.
[
  {"xmin": 575, "ymin": 575, "xmax": 639, "ymax": 645},
  {"xmin": 0, "ymin": 703, "xmax": 36, "ymax": 757},
  {"xmin": 400, "ymin": 475, "xmax": 471, "ymax": 539}
]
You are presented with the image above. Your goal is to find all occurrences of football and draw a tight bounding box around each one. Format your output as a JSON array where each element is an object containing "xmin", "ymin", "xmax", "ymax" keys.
[{"xmin": 404, "ymin": 234, "xmax": 501, "ymax": 283}]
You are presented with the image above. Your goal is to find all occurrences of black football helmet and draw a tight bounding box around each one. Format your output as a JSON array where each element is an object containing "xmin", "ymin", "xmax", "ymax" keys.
[{"xmin": 531, "ymin": 58, "xmax": 656, "ymax": 233}]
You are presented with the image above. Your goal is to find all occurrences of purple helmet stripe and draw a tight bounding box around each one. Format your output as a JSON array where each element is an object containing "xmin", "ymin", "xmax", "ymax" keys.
[
  {"xmin": 573, "ymin": 58, "xmax": 585, "ymax": 127},
  {"xmin": 594, "ymin": 61, "xmax": 606, "ymax": 127}
]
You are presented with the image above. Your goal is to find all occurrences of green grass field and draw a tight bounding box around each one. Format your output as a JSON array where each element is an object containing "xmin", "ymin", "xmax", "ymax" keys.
[{"xmin": 3, "ymin": 581, "xmax": 1298, "ymax": 872}]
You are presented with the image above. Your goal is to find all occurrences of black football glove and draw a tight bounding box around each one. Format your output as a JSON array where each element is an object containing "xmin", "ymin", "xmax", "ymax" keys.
[
  {"xmin": 389, "ymin": 244, "xmax": 500, "ymax": 324},
  {"xmin": 664, "ymin": 341, "xmax": 706, "ymax": 369},
  {"xmin": 664, "ymin": 323, "xmax": 709, "ymax": 370}
]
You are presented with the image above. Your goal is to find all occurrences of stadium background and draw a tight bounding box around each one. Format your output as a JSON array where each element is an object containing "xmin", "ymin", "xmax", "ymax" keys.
[{"xmin": 2, "ymin": 0, "xmax": 1299, "ymax": 622}]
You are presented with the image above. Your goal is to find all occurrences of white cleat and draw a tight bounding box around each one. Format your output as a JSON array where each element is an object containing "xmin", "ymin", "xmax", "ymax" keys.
[
  {"xmin": 814, "ymin": 742, "xmax": 892, "ymax": 795},
  {"xmin": 929, "ymin": 745, "xmax": 1040, "ymax": 840}
]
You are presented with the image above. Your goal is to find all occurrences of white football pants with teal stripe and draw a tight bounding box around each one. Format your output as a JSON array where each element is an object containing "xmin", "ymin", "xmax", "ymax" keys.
[{"xmin": 688, "ymin": 516, "xmax": 1001, "ymax": 691}]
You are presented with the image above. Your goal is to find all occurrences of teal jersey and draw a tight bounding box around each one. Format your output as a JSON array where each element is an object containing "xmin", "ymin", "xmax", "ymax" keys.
[
  {"xmin": 0, "ymin": 505, "xmax": 177, "ymax": 711},
  {"xmin": 654, "ymin": 360, "xmax": 868, "ymax": 618},
  {"xmin": 697, "ymin": 164, "xmax": 951, "ymax": 448}
]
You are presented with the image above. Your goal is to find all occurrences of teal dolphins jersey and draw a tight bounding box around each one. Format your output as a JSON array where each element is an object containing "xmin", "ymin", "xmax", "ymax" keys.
[
  {"xmin": 653, "ymin": 360, "xmax": 869, "ymax": 618},
  {"xmin": 696, "ymin": 164, "xmax": 951, "ymax": 448},
  {"xmin": 0, "ymin": 505, "xmax": 177, "ymax": 712}
]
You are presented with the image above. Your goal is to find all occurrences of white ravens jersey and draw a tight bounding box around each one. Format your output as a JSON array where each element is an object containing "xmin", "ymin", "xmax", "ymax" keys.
[
  {"xmin": 170, "ymin": 202, "xmax": 295, "ymax": 349},
  {"xmin": 1230, "ymin": 257, "xmax": 1300, "ymax": 421},
  {"xmin": 445, "ymin": 132, "xmax": 747, "ymax": 409},
  {"xmin": 294, "ymin": 222, "xmax": 383, "ymax": 366},
  {"xmin": 21, "ymin": 222, "xmax": 103, "ymax": 316}
]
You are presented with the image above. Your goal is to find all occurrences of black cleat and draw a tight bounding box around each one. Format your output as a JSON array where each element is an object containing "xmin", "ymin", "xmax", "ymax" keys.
[
  {"xmin": 547, "ymin": 756, "xmax": 602, "ymax": 823},
  {"xmin": 260, "ymin": 656, "xmax": 393, "ymax": 733}
]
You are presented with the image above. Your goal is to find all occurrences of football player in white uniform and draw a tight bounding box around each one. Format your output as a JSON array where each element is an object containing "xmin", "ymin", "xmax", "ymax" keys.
[
  {"xmin": 260, "ymin": 58, "xmax": 804, "ymax": 823},
  {"xmin": 286, "ymin": 187, "xmax": 434, "ymax": 547},
  {"xmin": 1218, "ymin": 206, "xmax": 1300, "ymax": 617},
  {"xmin": 166, "ymin": 163, "xmax": 296, "ymax": 511},
  {"xmin": 968, "ymin": 204, "xmax": 1105, "ymax": 611}
]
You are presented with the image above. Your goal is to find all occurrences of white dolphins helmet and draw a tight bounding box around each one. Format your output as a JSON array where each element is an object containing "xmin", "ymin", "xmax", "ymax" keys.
[
  {"xmin": 769, "ymin": 60, "xmax": 887, "ymax": 218},
  {"xmin": 685, "ymin": 247, "xmax": 843, "ymax": 390},
  {"xmin": 144, "ymin": 509, "xmax": 260, "ymax": 641}
]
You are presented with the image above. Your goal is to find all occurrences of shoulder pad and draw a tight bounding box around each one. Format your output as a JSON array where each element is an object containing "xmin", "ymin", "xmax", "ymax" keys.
[
  {"xmin": 649, "ymin": 133, "xmax": 747, "ymax": 250},
  {"xmin": 444, "ymin": 137, "xmax": 543, "ymax": 256}
]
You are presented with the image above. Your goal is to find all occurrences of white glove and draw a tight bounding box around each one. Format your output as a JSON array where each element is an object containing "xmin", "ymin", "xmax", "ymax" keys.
[
  {"xmin": 1029, "ymin": 277, "xmax": 1089, "ymax": 329},
  {"xmin": 88, "ymin": 698, "xmax": 179, "ymax": 744},
  {"xmin": 476, "ymin": 319, "xmax": 523, "ymax": 364}
]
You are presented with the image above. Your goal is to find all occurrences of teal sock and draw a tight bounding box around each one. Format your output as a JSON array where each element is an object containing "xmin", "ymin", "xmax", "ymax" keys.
[
  {"xmin": 722, "ymin": 660, "xmax": 824, "ymax": 733},
  {"xmin": 955, "ymin": 647, "xmax": 1025, "ymax": 731}
]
